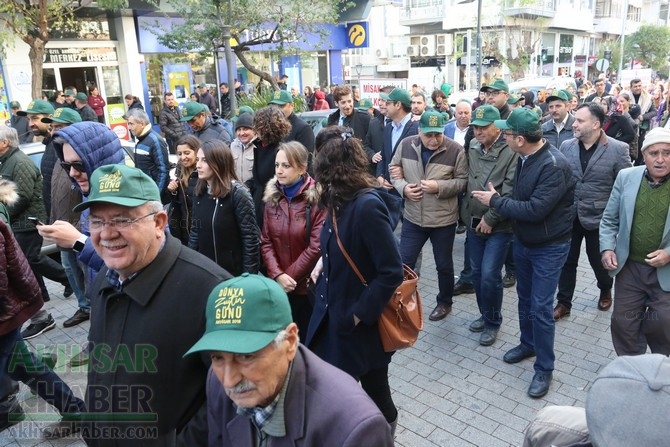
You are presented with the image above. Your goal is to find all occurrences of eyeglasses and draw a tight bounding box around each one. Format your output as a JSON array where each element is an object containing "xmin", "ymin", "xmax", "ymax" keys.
[
  {"xmin": 503, "ymin": 131, "xmax": 519, "ymax": 137},
  {"xmin": 484, "ymin": 91, "xmax": 504, "ymax": 97},
  {"xmin": 60, "ymin": 161, "xmax": 85, "ymax": 173},
  {"xmin": 88, "ymin": 212, "xmax": 158, "ymax": 232}
]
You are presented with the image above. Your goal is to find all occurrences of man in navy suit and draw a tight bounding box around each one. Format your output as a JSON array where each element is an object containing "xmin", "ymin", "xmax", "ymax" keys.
[{"xmin": 376, "ymin": 88, "xmax": 419, "ymax": 193}]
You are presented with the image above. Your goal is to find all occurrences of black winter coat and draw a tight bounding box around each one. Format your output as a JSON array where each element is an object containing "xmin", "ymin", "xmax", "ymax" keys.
[
  {"xmin": 188, "ymin": 182, "xmax": 260, "ymax": 276},
  {"xmin": 327, "ymin": 109, "xmax": 370, "ymax": 140}
]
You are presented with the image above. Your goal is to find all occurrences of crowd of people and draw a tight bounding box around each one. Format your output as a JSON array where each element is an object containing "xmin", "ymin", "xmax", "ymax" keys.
[{"xmin": 0, "ymin": 70, "xmax": 668, "ymax": 445}]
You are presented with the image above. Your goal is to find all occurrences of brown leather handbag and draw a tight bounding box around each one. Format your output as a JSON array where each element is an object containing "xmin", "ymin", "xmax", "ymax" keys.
[{"xmin": 333, "ymin": 214, "xmax": 423, "ymax": 352}]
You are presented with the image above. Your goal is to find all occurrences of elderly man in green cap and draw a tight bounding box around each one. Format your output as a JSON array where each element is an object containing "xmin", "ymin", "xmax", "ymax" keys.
[
  {"xmin": 270, "ymin": 89, "xmax": 315, "ymax": 154},
  {"xmin": 390, "ymin": 110, "xmax": 468, "ymax": 322},
  {"xmin": 181, "ymin": 101, "xmax": 231, "ymax": 144},
  {"xmin": 472, "ymin": 107, "xmax": 575, "ymax": 398},
  {"xmin": 461, "ymin": 104, "xmax": 518, "ymax": 346},
  {"xmin": 186, "ymin": 273, "xmax": 394, "ymax": 446},
  {"xmin": 77, "ymin": 164, "xmax": 231, "ymax": 445}
]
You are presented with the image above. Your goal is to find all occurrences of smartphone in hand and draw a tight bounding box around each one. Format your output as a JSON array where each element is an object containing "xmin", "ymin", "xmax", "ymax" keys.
[{"xmin": 27, "ymin": 216, "xmax": 45, "ymax": 226}]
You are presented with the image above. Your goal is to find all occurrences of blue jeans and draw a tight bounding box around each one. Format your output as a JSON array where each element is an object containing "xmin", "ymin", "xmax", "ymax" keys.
[
  {"xmin": 514, "ymin": 239, "xmax": 570, "ymax": 373},
  {"xmin": 61, "ymin": 249, "xmax": 89, "ymax": 312},
  {"xmin": 468, "ymin": 230, "xmax": 512, "ymax": 328},
  {"xmin": 0, "ymin": 328, "xmax": 85, "ymax": 415},
  {"xmin": 401, "ymin": 221, "xmax": 456, "ymax": 306}
]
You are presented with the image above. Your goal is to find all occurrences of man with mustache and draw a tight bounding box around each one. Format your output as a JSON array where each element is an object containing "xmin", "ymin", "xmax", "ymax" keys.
[{"xmin": 186, "ymin": 274, "xmax": 394, "ymax": 446}]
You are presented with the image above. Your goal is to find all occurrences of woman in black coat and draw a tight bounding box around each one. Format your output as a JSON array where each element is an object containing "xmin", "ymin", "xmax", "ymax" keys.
[
  {"xmin": 596, "ymin": 96, "xmax": 635, "ymax": 145},
  {"xmin": 167, "ymin": 135, "xmax": 199, "ymax": 244},
  {"xmin": 188, "ymin": 139, "xmax": 260, "ymax": 276},
  {"xmin": 306, "ymin": 126, "xmax": 404, "ymax": 430}
]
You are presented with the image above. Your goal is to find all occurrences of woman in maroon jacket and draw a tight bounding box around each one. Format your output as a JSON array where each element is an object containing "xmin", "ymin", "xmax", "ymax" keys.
[
  {"xmin": 87, "ymin": 86, "xmax": 106, "ymax": 124},
  {"xmin": 261, "ymin": 141, "xmax": 326, "ymax": 340}
]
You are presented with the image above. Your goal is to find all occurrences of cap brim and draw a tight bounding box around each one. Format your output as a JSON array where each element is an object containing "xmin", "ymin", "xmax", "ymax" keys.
[
  {"xmin": 421, "ymin": 127, "xmax": 444, "ymax": 133},
  {"xmin": 380, "ymin": 93, "xmax": 391, "ymax": 100},
  {"xmin": 16, "ymin": 111, "xmax": 28, "ymax": 116},
  {"xmin": 184, "ymin": 330, "xmax": 278, "ymax": 356},
  {"xmin": 470, "ymin": 120, "xmax": 495, "ymax": 126},
  {"xmin": 269, "ymin": 100, "xmax": 288, "ymax": 105},
  {"xmin": 180, "ymin": 116, "xmax": 195, "ymax": 122},
  {"xmin": 493, "ymin": 119, "xmax": 510, "ymax": 129},
  {"xmin": 73, "ymin": 197, "xmax": 150, "ymax": 213}
]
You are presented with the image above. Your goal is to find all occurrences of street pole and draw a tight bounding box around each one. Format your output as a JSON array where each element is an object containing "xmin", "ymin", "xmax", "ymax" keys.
[
  {"xmin": 617, "ymin": 0, "xmax": 628, "ymax": 82},
  {"xmin": 476, "ymin": 0, "xmax": 482, "ymax": 89}
]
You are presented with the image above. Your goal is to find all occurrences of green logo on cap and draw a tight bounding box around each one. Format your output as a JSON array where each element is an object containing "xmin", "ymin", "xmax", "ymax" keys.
[
  {"xmin": 215, "ymin": 286, "xmax": 246, "ymax": 324},
  {"xmin": 475, "ymin": 108, "xmax": 485, "ymax": 119},
  {"xmin": 428, "ymin": 114, "xmax": 439, "ymax": 127},
  {"xmin": 274, "ymin": 91, "xmax": 281, "ymax": 99},
  {"xmin": 98, "ymin": 170, "xmax": 122, "ymax": 194}
]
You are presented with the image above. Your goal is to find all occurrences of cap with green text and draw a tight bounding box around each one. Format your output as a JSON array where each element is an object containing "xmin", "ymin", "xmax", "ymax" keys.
[
  {"xmin": 470, "ymin": 104, "xmax": 501, "ymax": 126},
  {"xmin": 357, "ymin": 98, "xmax": 373, "ymax": 110},
  {"xmin": 185, "ymin": 274, "xmax": 293, "ymax": 355},
  {"xmin": 16, "ymin": 100, "xmax": 55, "ymax": 116},
  {"xmin": 269, "ymin": 90, "xmax": 294, "ymax": 105},
  {"xmin": 180, "ymin": 102, "xmax": 207, "ymax": 121},
  {"xmin": 480, "ymin": 78, "xmax": 509, "ymax": 93},
  {"xmin": 73, "ymin": 164, "xmax": 161, "ymax": 212},
  {"xmin": 42, "ymin": 107, "xmax": 82, "ymax": 124},
  {"xmin": 419, "ymin": 110, "xmax": 446, "ymax": 133}
]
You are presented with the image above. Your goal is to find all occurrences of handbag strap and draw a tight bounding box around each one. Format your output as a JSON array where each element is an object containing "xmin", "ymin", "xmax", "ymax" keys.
[{"xmin": 332, "ymin": 212, "xmax": 368, "ymax": 287}]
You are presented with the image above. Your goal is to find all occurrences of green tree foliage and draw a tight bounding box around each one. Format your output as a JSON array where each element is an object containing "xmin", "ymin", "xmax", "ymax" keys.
[
  {"xmin": 0, "ymin": 0, "xmax": 126, "ymax": 99},
  {"xmin": 626, "ymin": 25, "xmax": 670, "ymax": 72},
  {"xmin": 151, "ymin": 0, "xmax": 347, "ymax": 90}
]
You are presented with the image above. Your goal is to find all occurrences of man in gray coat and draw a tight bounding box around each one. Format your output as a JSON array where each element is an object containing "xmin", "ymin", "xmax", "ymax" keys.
[
  {"xmin": 541, "ymin": 90, "xmax": 575, "ymax": 150},
  {"xmin": 553, "ymin": 102, "xmax": 631, "ymax": 320}
]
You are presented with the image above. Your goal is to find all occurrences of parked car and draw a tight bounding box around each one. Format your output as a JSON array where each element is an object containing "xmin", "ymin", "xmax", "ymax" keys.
[{"xmin": 297, "ymin": 109, "xmax": 336, "ymax": 136}]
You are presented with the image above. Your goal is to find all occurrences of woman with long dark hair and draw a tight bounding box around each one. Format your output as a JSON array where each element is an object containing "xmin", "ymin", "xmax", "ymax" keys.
[
  {"xmin": 167, "ymin": 135, "xmax": 199, "ymax": 244},
  {"xmin": 596, "ymin": 96, "xmax": 635, "ymax": 146},
  {"xmin": 188, "ymin": 140, "xmax": 260, "ymax": 276},
  {"xmin": 247, "ymin": 106, "xmax": 291, "ymax": 226},
  {"xmin": 306, "ymin": 126, "xmax": 404, "ymax": 433},
  {"xmin": 261, "ymin": 141, "xmax": 326, "ymax": 340}
]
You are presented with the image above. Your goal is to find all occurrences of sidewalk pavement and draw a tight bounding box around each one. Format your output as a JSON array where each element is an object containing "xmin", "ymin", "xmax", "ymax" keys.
[{"xmin": 2, "ymin": 232, "xmax": 615, "ymax": 446}]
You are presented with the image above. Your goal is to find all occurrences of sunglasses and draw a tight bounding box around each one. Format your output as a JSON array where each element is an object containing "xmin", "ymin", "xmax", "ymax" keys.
[{"xmin": 60, "ymin": 161, "xmax": 85, "ymax": 173}]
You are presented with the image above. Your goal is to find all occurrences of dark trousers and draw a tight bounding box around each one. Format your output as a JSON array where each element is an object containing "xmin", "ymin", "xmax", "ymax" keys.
[
  {"xmin": 0, "ymin": 328, "xmax": 85, "ymax": 415},
  {"xmin": 556, "ymin": 219, "xmax": 613, "ymax": 309},
  {"xmin": 360, "ymin": 365, "xmax": 396, "ymax": 423},
  {"xmin": 400, "ymin": 221, "xmax": 456, "ymax": 306},
  {"xmin": 611, "ymin": 261, "xmax": 670, "ymax": 356},
  {"xmin": 14, "ymin": 230, "xmax": 68, "ymax": 301}
]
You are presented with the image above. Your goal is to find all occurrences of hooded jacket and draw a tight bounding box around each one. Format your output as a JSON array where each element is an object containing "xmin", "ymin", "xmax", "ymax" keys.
[
  {"xmin": 189, "ymin": 116, "xmax": 231, "ymax": 144},
  {"xmin": 53, "ymin": 121, "xmax": 126, "ymax": 275}
]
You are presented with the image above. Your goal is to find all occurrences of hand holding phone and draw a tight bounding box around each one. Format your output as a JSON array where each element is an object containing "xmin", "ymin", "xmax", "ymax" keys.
[{"xmin": 27, "ymin": 217, "xmax": 45, "ymax": 226}]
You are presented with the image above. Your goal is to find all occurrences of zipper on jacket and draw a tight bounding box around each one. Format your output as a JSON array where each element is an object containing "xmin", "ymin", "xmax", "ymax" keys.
[{"xmin": 212, "ymin": 197, "xmax": 219, "ymax": 265}]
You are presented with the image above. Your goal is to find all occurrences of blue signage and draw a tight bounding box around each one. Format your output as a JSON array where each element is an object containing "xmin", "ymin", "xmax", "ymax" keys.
[{"xmin": 345, "ymin": 22, "xmax": 369, "ymax": 49}]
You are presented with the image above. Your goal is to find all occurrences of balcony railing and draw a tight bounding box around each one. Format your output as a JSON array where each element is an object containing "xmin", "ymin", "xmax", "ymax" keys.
[
  {"xmin": 400, "ymin": 0, "xmax": 444, "ymax": 23},
  {"xmin": 502, "ymin": 0, "xmax": 556, "ymax": 18}
]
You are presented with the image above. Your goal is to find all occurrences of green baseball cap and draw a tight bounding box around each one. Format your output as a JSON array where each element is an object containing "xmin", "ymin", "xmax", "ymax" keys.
[
  {"xmin": 16, "ymin": 100, "xmax": 55, "ymax": 116},
  {"xmin": 197, "ymin": 83, "xmax": 207, "ymax": 88},
  {"xmin": 64, "ymin": 89, "xmax": 75, "ymax": 96},
  {"xmin": 380, "ymin": 88, "xmax": 412, "ymax": 107},
  {"xmin": 75, "ymin": 92, "xmax": 88, "ymax": 102},
  {"xmin": 73, "ymin": 164, "xmax": 161, "ymax": 212},
  {"xmin": 494, "ymin": 107, "xmax": 541, "ymax": 133},
  {"xmin": 41, "ymin": 107, "xmax": 82, "ymax": 124},
  {"xmin": 238, "ymin": 105, "xmax": 254, "ymax": 115},
  {"xmin": 481, "ymin": 78, "xmax": 509, "ymax": 93},
  {"xmin": 357, "ymin": 98, "xmax": 373, "ymax": 110},
  {"xmin": 419, "ymin": 110, "xmax": 446, "ymax": 133},
  {"xmin": 507, "ymin": 94, "xmax": 523, "ymax": 105},
  {"xmin": 185, "ymin": 273, "xmax": 293, "ymax": 355},
  {"xmin": 546, "ymin": 89, "xmax": 571, "ymax": 103},
  {"xmin": 9, "ymin": 101, "xmax": 20, "ymax": 109},
  {"xmin": 470, "ymin": 104, "xmax": 501, "ymax": 126},
  {"xmin": 180, "ymin": 101, "xmax": 206, "ymax": 121},
  {"xmin": 269, "ymin": 90, "xmax": 294, "ymax": 105}
]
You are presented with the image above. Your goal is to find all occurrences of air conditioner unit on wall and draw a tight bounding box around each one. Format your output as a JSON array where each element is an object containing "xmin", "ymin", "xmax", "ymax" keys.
[
  {"xmin": 407, "ymin": 45, "xmax": 420, "ymax": 57},
  {"xmin": 435, "ymin": 34, "xmax": 453, "ymax": 56},
  {"xmin": 376, "ymin": 48, "xmax": 389, "ymax": 59},
  {"xmin": 409, "ymin": 35, "xmax": 422, "ymax": 46},
  {"xmin": 420, "ymin": 35, "xmax": 436, "ymax": 57}
]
